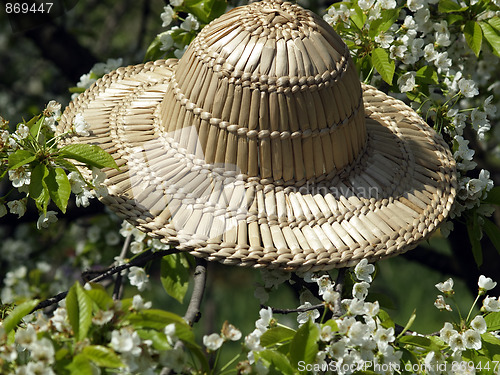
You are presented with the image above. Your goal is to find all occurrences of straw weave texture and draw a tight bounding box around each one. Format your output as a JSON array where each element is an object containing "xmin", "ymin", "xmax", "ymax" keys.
[{"xmin": 57, "ymin": 0, "xmax": 456, "ymax": 271}]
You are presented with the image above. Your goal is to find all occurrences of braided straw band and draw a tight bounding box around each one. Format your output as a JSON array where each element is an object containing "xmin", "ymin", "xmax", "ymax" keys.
[{"xmin": 57, "ymin": 60, "xmax": 456, "ymax": 272}]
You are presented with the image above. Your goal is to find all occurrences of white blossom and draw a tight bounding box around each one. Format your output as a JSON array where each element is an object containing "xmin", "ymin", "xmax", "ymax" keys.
[
  {"xmin": 256, "ymin": 307, "xmax": 273, "ymax": 332},
  {"xmin": 30, "ymin": 337, "xmax": 55, "ymax": 364},
  {"xmin": 478, "ymin": 275, "xmax": 497, "ymax": 292},
  {"xmin": 398, "ymin": 71, "xmax": 417, "ymax": 93},
  {"xmin": 73, "ymin": 113, "xmax": 90, "ymax": 136},
  {"xmin": 181, "ymin": 14, "xmax": 199, "ymax": 31},
  {"xmin": 92, "ymin": 310, "xmax": 114, "ymax": 326},
  {"xmin": 203, "ymin": 333, "xmax": 224, "ymax": 351},
  {"xmin": 470, "ymin": 315, "xmax": 487, "ymax": 334},
  {"xmin": 440, "ymin": 322, "xmax": 457, "ymax": 344},
  {"xmin": 7, "ymin": 199, "xmax": 27, "ymax": 218},
  {"xmin": 159, "ymin": 32, "xmax": 174, "ymax": 51},
  {"xmin": 111, "ymin": 330, "xmax": 142, "ymax": 358},
  {"xmin": 407, "ymin": 0, "xmax": 425, "ymax": 11},
  {"xmin": 164, "ymin": 323, "xmax": 177, "ymax": 346},
  {"xmin": 352, "ymin": 282, "xmax": 370, "ymax": 300},
  {"xmin": 379, "ymin": 0, "xmax": 396, "ymax": 9},
  {"xmin": 170, "ymin": 0, "xmax": 183, "ymax": 5},
  {"xmin": 8, "ymin": 166, "xmax": 31, "ymax": 188},
  {"xmin": 222, "ymin": 323, "xmax": 242, "ymax": 341},
  {"xmin": 373, "ymin": 326, "xmax": 395, "ymax": 351},
  {"xmin": 358, "ymin": 0, "xmax": 375, "ymax": 10},
  {"xmin": 15, "ymin": 123, "xmax": 29, "ymax": 139},
  {"xmin": 484, "ymin": 95, "xmax": 496, "ymax": 117},
  {"xmin": 482, "ymin": 296, "xmax": 500, "ymax": 312},
  {"xmin": 132, "ymin": 294, "xmax": 152, "ymax": 310},
  {"xmin": 161, "ymin": 6, "xmax": 175, "ymax": 27},
  {"xmin": 463, "ymin": 329, "xmax": 482, "ymax": 350},
  {"xmin": 37, "ymin": 211, "xmax": 58, "ymax": 230},
  {"xmin": 297, "ymin": 302, "xmax": 320, "ymax": 324},
  {"xmin": 458, "ymin": 78, "xmax": 479, "ymax": 98},
  {"xmin": 159, "ymin": 346, "xmax": 185, "ymax": 372},
  {"xmin": 435, "ymin": 278, "xmax": 454, "ymax": 294},
  {"xmin": 128, "ymin": 266, "xmax": 148, "ymax": 291},
  {"xmin": 15, "ymin": 324, "xmax": 37, "ymax": 347},
  {"xmin": 449, "ymin": 332, "xmax": 466, "ymax": 353},
  {"xmin": 434, "ymin": 51, "xmax": 452, "ymax": 73},
  {"xmin": 354, "ymin": 259, "xmax": 375, "ymax": 283},
  {"xmin": 375, "ymin": 33, "xmax": 394, "ymax": 48},
  {"xmin": 320, "ymin": 325, "xmax": 334, "ymax": 342}
]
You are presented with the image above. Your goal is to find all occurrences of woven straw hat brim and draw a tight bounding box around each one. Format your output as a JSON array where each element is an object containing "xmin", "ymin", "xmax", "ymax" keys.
[{"xmin": 57, "ymin": 60, "xmax": 456, "ymax": 272}]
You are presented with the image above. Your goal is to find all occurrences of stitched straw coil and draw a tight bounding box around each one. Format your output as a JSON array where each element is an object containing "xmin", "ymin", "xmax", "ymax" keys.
[{"xmin": 57, "ymin": 0, "xmax": 456, "ymax": 272}]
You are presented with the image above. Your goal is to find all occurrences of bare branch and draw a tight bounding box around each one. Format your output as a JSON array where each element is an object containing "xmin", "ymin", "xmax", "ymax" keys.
[
  {"xmin": 332, "ymin": 268, "xmax": 346, "ymax": 317},
  {"xmin": 263, "ymin": 303, "xmax": 325, "ymax": 315},
  {"xmin": 183, "ymin": 258, "xmax": 208, "ymax": 326},
  {"xmin": 32, "ymin": 247, "xmax": 179, "ymax": 312},
  {"xmin": 112, "ymin": 233, "xmax": 132, "ymax": 300}
]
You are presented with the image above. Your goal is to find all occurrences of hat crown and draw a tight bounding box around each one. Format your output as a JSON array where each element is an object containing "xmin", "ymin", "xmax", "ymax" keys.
[{"xmin": 160, "ymin": 0, "xmax": 367, "ymax": 185}]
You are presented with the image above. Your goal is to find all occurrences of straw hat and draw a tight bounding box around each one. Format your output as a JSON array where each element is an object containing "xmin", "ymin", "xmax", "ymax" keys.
[{"xmin": 57, "ymin": 0, "xmax": 456, "ymax": 272}]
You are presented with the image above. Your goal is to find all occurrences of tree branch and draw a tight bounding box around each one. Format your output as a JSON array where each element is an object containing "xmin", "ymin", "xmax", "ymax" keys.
[
  {"xmin": 32, "ymin": 247, "xmax": 179, "ymax": 312},
  {"xmin": 183, "ymin": 258, "xmax": 208, "ymax": 326},
  {"xmin": 112, "ymin": 233, "xmax": 132, "ymax": 300},
  {"xmin": 333, "ymin": 268, "xmax": 346, "ymax": 317}
]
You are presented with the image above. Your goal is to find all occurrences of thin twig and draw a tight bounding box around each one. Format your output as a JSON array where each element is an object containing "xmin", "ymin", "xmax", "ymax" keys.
[
  {"xmin": 161, "ymin": 258, "xmax": 208, "ymax": 375},
  {"xmin": 333, "ymin": 268, "xmax": 346, "ymax": 317},
  {"xmin": 32, "ymin": 248, "xmax": 179, "ymax": 312},
  {"xmin": 262, "ymin": 303, "xmax": 325, "ymax": 314},
  {"xmin": 112, "ymin": 234, "xmax": 132, "ymax": 300},
  {"xmin": 183, "ymin": 258, "xmax": 208, "ymax": 326}
]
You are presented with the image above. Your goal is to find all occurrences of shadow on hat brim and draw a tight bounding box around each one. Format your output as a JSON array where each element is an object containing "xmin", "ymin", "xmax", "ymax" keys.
[{"xmin": 57, "ymin": 60, "xmax": 456, "ymax": 272}]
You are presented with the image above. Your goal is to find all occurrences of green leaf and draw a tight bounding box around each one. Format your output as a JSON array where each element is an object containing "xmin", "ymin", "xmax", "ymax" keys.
[
  {"xmin": 377, "ymin": 309, "xmax": 395, "ymax": 329},
  {"xmin": 485, "ymin": 312, "xmax": 500, "ymax": 331},
  {"xmin": 45, "ymin": 167, "xmax": 71, "ymax": 213},
  {"xmin": 350, "ymin": 3, "xmax": 367, "ymax": 31},
  {"xmin": 369, "ymin": 8, "xmax": 400, "ymax": 38},
  {"xmin": 137, "ymin": 329, "xmax": 171, "ymax": 351},
  {"xmin": 397, "ymin": 309, "xmax": 416, "ymax": 339},
  {"xmin": 260, "ymin": 326, "xmax": 296, "ymax": 348},
  {"xmin": 489, "ymin": 17, "xmax": 500, "ymax": 32},
  {"xmin": 416, "ymin": 65, "xmax": 439, "ymax": 85},
  {"xmin": 182, "ymin": 0, "xmax": 227, "ymax": 24},
  {"xmin": 289, "ymin": 319, "xmax": 319, "ymax": 370},
  {"xmin": 82, "ymin": 345, "xmax": 124, "ymax": 368},
  {"xmin": 29, "ymin": 116, "xmax": 44, "ymax": 139},
  {"xmin": 128, "ymin": 309, "xmax": 186, "ymax": 330},
  {"xmin": 484, "ymin": 186, "xmax": 500, "ymax": 205},
  {"xmin": 398, "ymin": 335, "xmax": 434, "ymax": 350},
  {"xmin": 483, "ymin": 218, "xmax": 500, "ymax": 254},
  {"xmin": 85, "ymin": 284, "xmax": 114, "ymax": 311},
  {"xmin": 467, "ymin": 214, "xmax": 483, "ymax": 266},
  {"xmin": 481, "ymin": 332, "xmax": 500, "ymax": 362},
  {"xmin": 479, "ymin": 21, "xmax": 500, "ymax": 56},
  {"xmin": 256, "ymin": 350, "xmax": 296, "ymax": 375},
  {"xmin": 8, "ymin": 149, "xmax": 36, "ymax": 170},
  {"xmin": 371, "ymin": 48, "xmax": 395, "ymax": 85},
  {"xmin": 438, "ymin": 0, "xmax": 467, "ymax": 13},
  {"xmin": 66, "ymin": 282, "xmax": 93, "ymax": 341},
  {"xmin": 464, "ymin": 21, "xmax": 483, "ymax": 57},
  {"xmin": 144, "ymin": 34, "xmax": 164, "ymax": 62},
  {"xmin": 29, "ymin": 163, "xmax": 50, "ymax": 212},
  {"xmin": 2, "ymin": 299, "xmax": 39, "ymax": 334},
  {"xmin": 66, "ymin": 353, "xmax": 93, "ymax": 375},
  {"xmin": 160, "ymin": 253, "xmax": 190, "ymax": 303},
  {"xmin": 59, "ymin": 144, "xmax": 119, "ymax": 170}
]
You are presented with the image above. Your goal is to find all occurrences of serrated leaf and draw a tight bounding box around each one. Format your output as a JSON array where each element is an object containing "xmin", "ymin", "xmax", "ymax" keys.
[
  {"xmin": 416, "ymin": 65, "xmax": 439, "ymax": 85},
  {"xmin": 480, "ymin": 21, "xmax": 500, "ymax": 56},
  {"xmin": 182, "ymin": 0, "xmax": 227, "ymax": 24},
  {"xmin": 8, "ymin": 149, "xmax": 36, "ymax": 170},
  {"xmin": 82, "ymin": 345, "xmax": 124, "ymax": 368},
  {"xmin": 45, "ymin": 167, "xmax": 71, "ymax": 213},
  {"xmin": 289, "ymin": 319, "xmax": 319, "ymax": 369},
  {"xmin": 371, "ymin": 48, "xmax": 395, "ymax": 85},
  {"xmin": 489, "ymin": 17, "xmax": 500, "ymax": 32},
  {"xmin": 350, "ymin": 3, "xmax": 366, "ymax": 31},
  {"xmin": 485, "ymin": 312, "xmax": 500, "ymax": 331},
  {"xmin": 66, "ymin": 353, "xmax": 93, "ymax": 375},
  {"xmin": 29, "ymin": 163, "xmax": 50, "ymax": 212},
  {"xmin": 59, "ymin": 144, "xmax": 119, "ymax": 170},
  {"xmin": 260, "ymin": 326, "xmax": 296, "ymax": 347},
  {"xmin": 438, "ymin": 0, "xmax": 467, "ymax": 13},
  {"xmin": 483, "ymin": 218, "xmax": 500, "ymax": 254},
  {"xmin": 464, "ymin": 21, "xmax": 483, "ymax": 57},
  {"xmin": 66, "ymin": 282, "xmax": 93, "ymax": 341},
  {"xmin": 85, "ymin": 284, "xmax": 114, "ymax": 311},
  {"xmin": 256, "ymin": 350, "xmax": 296, "ymax": 375},
  {"xmin": 467, "ymin": 214, "xmax": 483, "ymax": 266},
  {"xmin": 2, "ymin": 299, "xmax": 39, "ymax": 334},
  {"xmin": 160, "ymin": 253, "xmax": 190, "ymax": 303}
]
